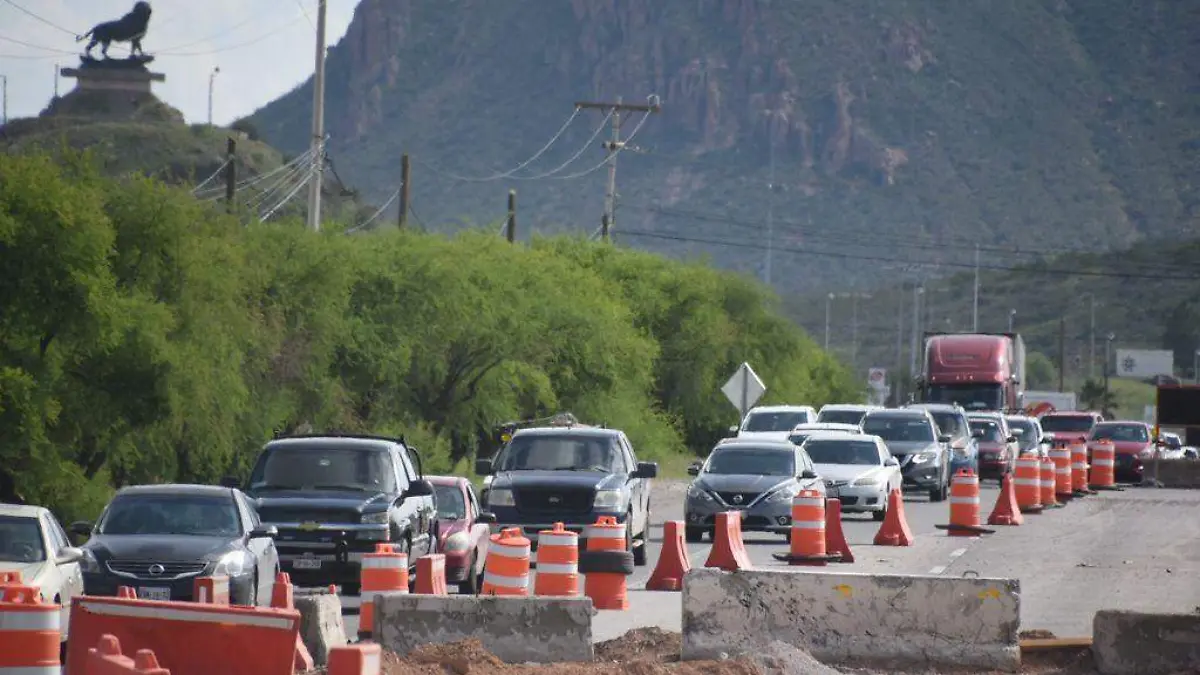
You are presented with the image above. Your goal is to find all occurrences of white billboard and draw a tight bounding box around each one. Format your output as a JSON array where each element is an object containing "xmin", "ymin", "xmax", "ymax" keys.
[{"xmin": 1115, "ymin": 349, "xmax": 1174, "ymax": 379}]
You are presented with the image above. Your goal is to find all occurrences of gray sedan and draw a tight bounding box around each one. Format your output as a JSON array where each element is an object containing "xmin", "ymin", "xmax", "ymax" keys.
[{"xmin": 684, "ymin": 438, "xmax": 825, "ymax": 542}]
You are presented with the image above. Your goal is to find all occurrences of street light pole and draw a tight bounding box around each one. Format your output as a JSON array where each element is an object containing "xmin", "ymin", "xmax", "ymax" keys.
[
  {"xmin": 1008, "ymin": 309, "xmax": 1016, "ymax": 333},
  {"xmin": 1104, "ymin": 333, "xmax": 1115, "ymax": 410},
  {"xmin": 824, "ymin": 293, "xmax": 833, "ymax": 351},
  {"xmin": 1, "ymin": 75, "xmax": 7, "ymax": 126},
  {"xmin": 207, "ymin": 66, "xmax": 220, "ymax": 125}
]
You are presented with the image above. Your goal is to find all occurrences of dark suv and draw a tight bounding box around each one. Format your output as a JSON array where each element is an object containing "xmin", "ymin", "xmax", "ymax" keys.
[
  {"xmin": 475, "ymin": 425, "xmax": 657, "ymax": 565},
  {"xmin": 241, "ymin": 434, "xmax": 437, "ymax": 592}
]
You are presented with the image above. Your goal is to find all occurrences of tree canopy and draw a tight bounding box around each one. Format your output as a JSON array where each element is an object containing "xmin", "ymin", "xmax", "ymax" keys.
[{"xmin": 0, "ymin": 151, "xmax": 860, "ymax": 521}]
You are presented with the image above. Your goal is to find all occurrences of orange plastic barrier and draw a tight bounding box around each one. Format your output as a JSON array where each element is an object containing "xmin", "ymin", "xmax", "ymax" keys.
[
  {"xmin": 823, "ymin": 498, "xmax": 854, "ymax": 563},
  {"xmin": 358, "ymin": 543, "xmax": 408, "ymax": 639},
  {"xmin": 0, "ymin": 570, "xmax": 20, "ymax": 587},
  {"xmin": 1040, "ymin": 457, "xmax": 1061, "ymax": 508},
  {"xmin": 873, "ymin": 488, "xmax": 914, "ymax": 546},
  {"xmin": 268, "ymin": 572, "xmax": 313, "ymax": 673},
  {"xmin": 704, "ymin": 512, "xmax": 753, "ymax": 571},
  {"xmin": 1089, "ymin": 439, "xmax": 1117, "ymax": 489},
  {"xmin": 414, "ymin": 555, "xmax": 448, "ymax": 595},
  {"xmin": 534, "ymin": 523, "xmax": 580, "ymax": 596},
  {"xmin": 772, "ymin": 490, "xmax": 840, "ymax": 565},
  {"xmin": 1013, "ymin": 454, "xmax": 1044, "ymax": 513},
  {"xmin": 65, "ymin": 595, "xmax": 301, "ymax": 675},
  {"xmin": 481, "ymin": 528, "xmax": 530, "ymax": 597},
  {"xmin": 1050, "ymin": 446, "xmax": 1074, "ymax": 501},
  {"xmin": 328, "ymin": 643, "xmax": 381, "ymax": 675},
  {"xmin": 986, "ymin": 473, "xmax": 1024, "ymax": 526},
  {"xmin": 117, "ymin": 587, "xmax": 138, "ymax": 599},
  {"xmin": 87, "ymin": 635, "xmax": 170, "ymax": 675},
  {"xmin": 1070, "ymin": 440, "xmax": 1091, "ymax": 495},
  {"xmin": 0, "ymin": 585, "xmax": 60, "ymax": 675},
  {"xmin": 191, "ymin": 576, "xmax": 229, "ymax": 605},
  {"xmin": 935, "ymin": 469, "xmax": 994, "ymax": 536},
  {"xmin": 582, "ymin": 517, "xmax": 629, "ymax": 610},
  {"xmin": 646, "ymin": 521, "xmax": 691, "ymax": 592}
]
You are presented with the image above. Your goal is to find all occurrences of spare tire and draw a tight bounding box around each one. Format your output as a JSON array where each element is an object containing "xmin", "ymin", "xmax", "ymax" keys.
[{"xmin": 578, "ymin": 549, "xmax": 635, "ymax": 575}]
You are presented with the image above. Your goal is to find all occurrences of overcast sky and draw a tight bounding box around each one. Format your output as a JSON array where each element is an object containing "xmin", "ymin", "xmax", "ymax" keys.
[{"xmin": 0, "ymin": 0, "xmax": 357, "ymax": 125}]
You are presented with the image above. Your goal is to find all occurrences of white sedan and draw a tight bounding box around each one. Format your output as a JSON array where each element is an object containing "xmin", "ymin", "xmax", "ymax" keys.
[
  {"xmin": 0, "ymin": 504, "xmax": 85, "ymax": 639},
  {"xmin": 800, "ymin": 433, "xmax": 902, "ymax": 522}
]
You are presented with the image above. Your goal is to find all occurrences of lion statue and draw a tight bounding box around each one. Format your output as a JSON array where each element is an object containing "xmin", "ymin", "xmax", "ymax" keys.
[{"xmin": 77, "ymin": 2, "xmax": 152, "ymax": 59}]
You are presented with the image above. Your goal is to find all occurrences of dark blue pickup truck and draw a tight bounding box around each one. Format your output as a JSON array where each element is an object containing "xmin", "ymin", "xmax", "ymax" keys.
[{"xmin": 475, "ymin": 424, "xmax": 657, "ymax": 565}]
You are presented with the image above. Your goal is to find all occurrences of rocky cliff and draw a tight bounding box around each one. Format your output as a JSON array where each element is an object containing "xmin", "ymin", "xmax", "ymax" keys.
[{"xmin": 247, "ymin": 0, "xmax": 1199, "ymax": 292}]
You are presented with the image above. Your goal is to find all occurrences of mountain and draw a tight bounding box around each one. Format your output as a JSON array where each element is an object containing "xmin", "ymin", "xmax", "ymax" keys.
[{"xmin": 245, "ymin": 0, "xmax": 1199, "ymax": 292}]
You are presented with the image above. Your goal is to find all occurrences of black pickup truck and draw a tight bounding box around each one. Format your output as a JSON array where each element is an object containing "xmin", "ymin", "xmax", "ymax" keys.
[{"xmin": 239, "ymin": 434, "xmax": 437, "ymax": 592}]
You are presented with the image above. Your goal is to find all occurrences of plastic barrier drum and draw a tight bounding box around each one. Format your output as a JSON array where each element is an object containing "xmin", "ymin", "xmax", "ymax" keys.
[
  {"xmin": 935, "ymin": 469, "xmax": 993, "ymax": 536},
  {"xmin": 1089, "ymin": 439, "xmax": 1117, "ymax": 489},
  {"xmin": 1039, "ymin": 457, "xmax": 1060, "ymax": 508},
  {"xmin": 359, "ymin": 543, "xmax": 408, "ymax": 640},
  {"xmin": 1013, "ymin": 454, "xmax": 1043, "ymax": 513},
  {"xmin": 534, "ymin": 523, "xmax": 580, "ymax": 596},
  {"xmin": 481, "ymin": 528, "xmax": 531, "ymax": 597},
  {"xmin": 66, "ymin": 595, "xmax": 301, "ymax": 675},
  {"xmin": 772, "ymin": 490, "xmax": 840, "ymax": 565},
  {"xmin": 1070, "ymin": 440, "xmax": 1091, "ymax": 495},
  {"xmin": 1050, "ymin": 446, "xmax": 1073, "ymax": 501},
  {"xmin": 0, "ymin": 585, "xmax": 60, "ymax": 675},
  {"xmin": 581, "ymin": 517, "xmax": 630, "ymax": 610}
]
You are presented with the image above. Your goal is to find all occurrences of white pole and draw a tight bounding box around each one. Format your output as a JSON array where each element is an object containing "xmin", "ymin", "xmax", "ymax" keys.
[
  {"xmin": 305, "ymin": 0, "xmax": 328, "ymax": 232},
  {"xmin": 972, "ymin": 244, "xmax": 980, "ymax": 331},
  {"xmin": 764, "ymin": 139, "xmax": 775, "ymax": 285},
  {"xmin": 824, "ymin": 293, "xmax": 833, "ymax": 351},
  {"xmin": 207, "ymin": 66, "xmax": 220, "ymax": 125}
]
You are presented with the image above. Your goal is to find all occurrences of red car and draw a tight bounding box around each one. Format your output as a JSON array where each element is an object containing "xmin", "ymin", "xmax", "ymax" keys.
[
  {"xmin": 429, "ymin": 476, "xmax": 495, "ymax": 594},
  {"xmin": 1087, "ymin": 421, "xmax": 1158, "ymax": 483}
]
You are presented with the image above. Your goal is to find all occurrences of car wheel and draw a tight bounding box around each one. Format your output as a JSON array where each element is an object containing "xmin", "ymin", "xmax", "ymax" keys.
[
  {"xmin": 458, "ymin": 552, "xmax": 480, "ymax": 595},
  {"xmin": 929, "ymin": 479, "xmax": 947, "ymax": 502},
  {"xmin": 245, "ymin": 572, "xmax": 259, "ymax": 607},
  {"xmin": 685, "ymin": 527, "xmax": 704, "ymax": 543}
]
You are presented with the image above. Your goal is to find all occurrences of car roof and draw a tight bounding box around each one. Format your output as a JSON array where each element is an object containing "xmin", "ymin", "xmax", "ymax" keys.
[
  {"xmin": 747, "ymin": 405, "xmax": 815, "ymax": 413},
  {"xmin": 266, "ymin": 436, "xmax": 397, "ymax": 451},
  {"xmin": 426, "ymin": 475, "xmax": 467, "ymax": 486},
  {"xmin": 819, "ymin": 404, "xmax": 876, "ymax": 411},
  {"xmin": 864, "ymin": 409, "xmax": 930, "ymax": 419},
  {"xmin": 906, "ymin": 403, "xmax": 965, "ymax": 413},
  {"xmin": 114, "ymin": 484, "xmax": 237, "ymax": 498},
  {"xmin": 1042, "ymin": 411, "xmax": 1098, "ymax": 417},
  {"xmin": 804, "ymin": 433, "xmax": 880, "ymax": 444},
  {"xmin": 968, "ymin": 411, "xmax": 1003, "ymax": 419},
  {"xmin": 1005, "ymin": 415, "xmax": 1036, "ymax": 423},
  {"xmin": 792, "ymin": 423, "xmax": 860, "ymax": 431},
  {"xmin": 0, "ymin": 503, "xmax": 48, "ymax": 519},
  {"xmin": 1093, "ymin": 420, "xmax": 1148, "ymax": 427},
  {"xmin": 511, "ymin": 426, "xmax": 618, "ymax": 438},
  {"xmin": 714, "ymin": 438, "xmax": 797, "ymax": 450}
]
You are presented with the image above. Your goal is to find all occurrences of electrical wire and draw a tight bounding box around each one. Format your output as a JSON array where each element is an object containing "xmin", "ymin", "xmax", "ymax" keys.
[
  {"xmin": 545, "ymin": 108, "xmax": 654, "ymax": 181},
  {"xmin": 1, "ymin": 0, "xmax": 77, "ymax": 37},
  {"xmin": 156, "ymin": 11, "xmax": 308, "ymax": 57},
  {"xmin": 246, "ymin": 158, "xmax": 315, "ymax": 212},
  {"xmin": 260, "ymin": 165, "xmax": 316, "ymax": 222},
  {"xmin": 190, "ymin": 158, "xmax": 232, "ymax": 194},
  {"xmin": 0, "ymin": 33, "xmax": 75, "ymax": 54},
  {"xmin": 345, "ymin": 188, "xmax": 400, "ymax": 234}
]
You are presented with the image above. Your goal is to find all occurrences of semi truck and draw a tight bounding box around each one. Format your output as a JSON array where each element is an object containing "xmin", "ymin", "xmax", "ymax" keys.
[{"xmin": 915, "ymin": 332, "xmax": 1026, "ymax": 412}]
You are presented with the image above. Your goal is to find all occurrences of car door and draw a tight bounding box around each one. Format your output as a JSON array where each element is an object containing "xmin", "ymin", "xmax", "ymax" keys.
[
  {"xmin": 396, "ymin": 449, "xmax": 434, "ymax": 557},
  {"xmin": 463, "ymin": 484, "xmax": 487, "ymax": 574},
  {"xmin": 235, "ymin": 491, "xmax": 275, "ymax": 604},
  {"xmin": 43, "ymin": 515, "xmax": 81, "ymax": 612},
  {"xmin": 618, "ymin": 434, "xmax": 646, "ymax": 532},
  {"xmin": 877, "ymin": 442, "xmax": 899, "ymax": 492}
]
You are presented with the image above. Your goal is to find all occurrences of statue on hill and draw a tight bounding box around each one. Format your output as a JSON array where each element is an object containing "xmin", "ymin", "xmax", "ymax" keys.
[{"xmin": 76, "ymin": 2, "xmax": 153, "ymax": 63}]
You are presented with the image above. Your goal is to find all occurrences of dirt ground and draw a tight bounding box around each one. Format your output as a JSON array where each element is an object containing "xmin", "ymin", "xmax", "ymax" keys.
[{"xmin": 369, "ymin": 628, "xmax": 1101, "ymax": 675}]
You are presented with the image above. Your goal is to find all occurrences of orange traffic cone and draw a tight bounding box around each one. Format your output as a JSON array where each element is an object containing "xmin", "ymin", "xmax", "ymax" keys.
[
  {"xmin": 646, "ymin": 521, "xmax": 692, "ymax": 591},
  {"xmin": 415, "ymin": 555, "xmax": 448, "ymax": 595},
  {"xmin": 824, "ymin": 498, "xmax": 854, "ymax": 563},
  {"xmin": 872, "ymin": 488, "xmax": 914, "ymax": 546},
  {"xmin": 704, "ymin": 512, "xmax": 753, "ymax": 570},
  {"xmin": 987, "ymin": 474, "xmax": 1024, "ymax": 526}
]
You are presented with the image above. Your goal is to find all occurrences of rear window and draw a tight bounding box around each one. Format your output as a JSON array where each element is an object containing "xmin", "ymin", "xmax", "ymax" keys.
[
  {"xmin": 803, "ymin": 440, "xmax": 881, "ymax": 466},
  {"xmin": 744, "ymin": 411, "xmax": 812, "ymax": 432},
  {"xmin": 0, "ymin": 516, "xmax": 44, "ymax": 563},
  {"xmin": 816, "ymin": 409, "xmax": 866, "ymax": 425}
]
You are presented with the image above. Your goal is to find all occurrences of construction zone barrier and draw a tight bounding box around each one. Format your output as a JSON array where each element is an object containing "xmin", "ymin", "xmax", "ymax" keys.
[
  {"xmin": 646, "ymin": 521, "xmax": 691, "ymax": 591},
  {"xmin": 705, "ymin": 511, "xmax": 753, "ymax": 571},
  {"xmin": 823, "ymin": 498, "xmax": 854, "ymax": 563},
  {"xmin": 117, "ymin": 587, "xmax": 137, "ymax": 599},
  {"xmin": 87, "ymin": 635, "xmax": 169, "ymax": 675},
  {"xmin": 1050, "ymin": 445, "xmax": 1074, "ymax": 502},
  {"xmin": 772, "ymin": 490, "xmax": 841, "ymax": 565},
  {"xmin": 873, "ymin": 488, "xmax": 913, "ymax": 546},
  {"xmin": 1013, "ymin": 454, "xmax": 1044, "ymax": 513},
  {"xmin": 533, "ymin": 523, "xmax": 579, "ymax": 596},
  {"xmin": 1040, "ymin": 457, "xmax": 1061, "ymax": 508},
  {"xmin": 1088, "ymin": 439, "xmax": 1119, "ymax": 490},
  {"xmin": 293, "ymin": 587, "xmax": 347, "ymax": 667},
  {"xmin": 481, "ymin": 528, "xmax": 530, "ymax": 597},
  {"xmin": 192, "ymin": 576, "xmax": 229, "ymax": 605},
  {"xmin": 374, "ymin": 593, "xmax": 594, "ymax": 663},
  {"xmin": 414, "ymin": 555, "xmax": 448, "ymax": 595},
  {"xmin": 358, "ymin": 543, "xmax": 408, "ymax": 640},
  {"xmin": 327, "ymin": 643, "xmax": 381, "ymax": 675},
  {"xmin": 65, "ymin": 594, "xmax": 301, "ymax": 675},
  {"xmin": 580, "ymin": 516, "xmax": 632, "ymax": 610},
  {"xmin": 935, "ymin": 469, "xmax": 994, "ymax": 536},
  {"xmin": 269, "ymin": 572, "xmax": 314, "ymax": 673},
  {"xmin": 0, "ymin": 571, "xmax": 21, "ymax": 586},
  {"xmin": 0, "ymin": 585, "xmax": 60, "ymax": 675},
  {"xmin": 986, "ymin": 474, "xmax": 1024, "ymax": 527},
  {"xmin": 1092, "ymin": 610, "xmax": 1200, "ymax": 675},
  {"xmin": 1070, "ymin": 440, "xmax": 1092, "ymax": 495},
  {"xmin": 681, "ymin": 568, "xmax": 1020, "ymax": 671}
]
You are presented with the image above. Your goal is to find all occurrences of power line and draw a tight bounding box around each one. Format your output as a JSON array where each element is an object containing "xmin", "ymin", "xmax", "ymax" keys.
[
  {"xmin": 1, "ymin": 0, "xmax": 77, "ymax": 37},
  {"xmin": 0, "ymin": 33, "xmax": 74, "ymax": 54},
  {"xmin": 156, "ymin": 12, "xmax": 309, "ymax": 57}
]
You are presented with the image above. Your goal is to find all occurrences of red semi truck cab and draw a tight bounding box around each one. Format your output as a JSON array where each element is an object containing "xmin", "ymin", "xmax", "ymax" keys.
[{"xmin": 916, "ymin": 332, "xmax": 1026, "ymax": 412}]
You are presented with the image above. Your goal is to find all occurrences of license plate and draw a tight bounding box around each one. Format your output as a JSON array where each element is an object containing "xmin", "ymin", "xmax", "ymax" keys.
[
  {"xmin": 292, "ymin": 557, "xmax": 322, "ymax": 570},
  {"xmin": 137, "ymin": 586, "xmax": 171, "ymax": 601}
]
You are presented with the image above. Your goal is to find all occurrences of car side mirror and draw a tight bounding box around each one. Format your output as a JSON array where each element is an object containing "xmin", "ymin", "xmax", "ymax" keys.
[
  {"xmin": 1039, "ymin": 438, "xmax": 1052, "ymax": 445},
  {"xmin": 406, "ymin": 479, "xmax": 434, "ymax": 498},
  {"xmin": 884, "ymin": 457, "xmax": 899, "ymax": 467},
  {"xmin": 70, "ymin": 521, "xmax": 93, "ymax": 537},
  {"xmin": 728, "ymin": 425, "xmax": 740, "ymax": 433},
  {"xmin": 476, "ymin": 511, "xmax": 497, "ymax": 524},
  {"xmin": 55, "ymin": 547, "xmax": 84, "ymax": 566},
  {"xmin": 219, "ymin": 476, "xmax": 240, "ymax": 489},
  {"xmin": 1006, "ymin": 436, "xmax": 1018, "ymax": 444},
  {"xmin": 938, "ymin": 435, "xmax": 952, "ymax": 444},
  {"xmin": 686, "ymin": 463, "xmax": 701, "ymax": 476},
  {"xmin": 474, "ymin": 458, "xmax": 494, "ymax": 476},
  {"xmin": 632, "ymin": 461, "xmax": 659, "ymax": 479},
  {"xmin": 800, "ymin": 469, "xmax": 818, "ymax": 480},
  {"xmin": 249, "ymin": 525, "xmax": 278, "ymax": 540}
]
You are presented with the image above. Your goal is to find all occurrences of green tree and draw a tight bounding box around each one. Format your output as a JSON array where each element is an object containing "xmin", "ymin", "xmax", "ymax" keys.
[
  {"xmin": 1160, "ymin": 300, "xmax": 1200, "ymax": 378},
  {"xmin": 1026, "ymin": 352, "xmax": 1060, "ymax": 390},
  {"xmin": 1079, "ymin": 379, "xmax": 1117, "ymax": 417}
]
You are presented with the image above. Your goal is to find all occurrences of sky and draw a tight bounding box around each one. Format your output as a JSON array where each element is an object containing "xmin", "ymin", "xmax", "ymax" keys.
[{"xmin": 0, "ymin": 0, "xmax": 357, "ymax": 125}]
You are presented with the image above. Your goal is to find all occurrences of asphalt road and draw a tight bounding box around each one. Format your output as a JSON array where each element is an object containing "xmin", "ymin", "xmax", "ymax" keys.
[{"xmin": 337, "ymin": 479, "xmax": 1200, "ymax": 641}]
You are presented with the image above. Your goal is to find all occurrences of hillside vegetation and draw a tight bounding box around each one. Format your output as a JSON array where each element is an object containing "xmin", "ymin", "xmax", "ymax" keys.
[
  {"xmin": 247, "ymin": 0, "xmax": 1199, "ymax": 293},
  {"xmin": 0, "ymin": 151, "xmax": 858, "ymax": 522}
]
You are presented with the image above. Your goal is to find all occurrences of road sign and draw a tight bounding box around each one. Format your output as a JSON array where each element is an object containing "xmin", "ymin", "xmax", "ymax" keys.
[{"xmin": 721, "ymin": 362, "xmax": 766, "ymax": 419}]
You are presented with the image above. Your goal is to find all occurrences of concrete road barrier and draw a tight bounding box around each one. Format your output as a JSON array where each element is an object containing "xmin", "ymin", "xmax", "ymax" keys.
[
  {"xmin": 1151, "ymin": 459, "xmax": 1200, "ymax": 488},
  {"xmin": 295, "ymin": 588, "xmax": 347, "ymax": 666},
  {"xmin": 374, "ymin": 593, "xmax": 594, "ymax": 663},
  {"xmin": 1093, "ymin": 610, "xmax": 1200, "ymax": 675},
  {"xmin": 681, "ymin": 568, "xmax": 1020, "ymax": 671}
]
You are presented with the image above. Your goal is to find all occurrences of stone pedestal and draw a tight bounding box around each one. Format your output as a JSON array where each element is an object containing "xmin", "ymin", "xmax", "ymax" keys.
[
  {"xmin": 46, "ymin": 57, "xmax": 177, "ymax": 123},
  {"xmin": 61, "ymin": 62, "xmax": 165, "ymax": 95}
]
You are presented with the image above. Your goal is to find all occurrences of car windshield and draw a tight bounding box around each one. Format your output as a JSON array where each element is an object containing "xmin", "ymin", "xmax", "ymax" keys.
[
  {"xmin": 0, "ymin": 516, "xmax": 45, "ymax": 563},
  {"xmin": 1007, "ymin": 419, "xmax": 1039, "ymax": 450},
  {"xmin": 743, "ymin": 411, "xmax": 810, "ymax": 432},
  {"xmin": 803, "ymin": 440, "xmax": 881, "ymax": 466},
  {"xmin": 250, "ymin": 445, "xmax": 397, "ymax": 492},
  {"xmin": 861, "ymin": 416, "xmax": 935, "ymax": 443},
  {"xmin": 1090, "ymin": 424, "xmax": 1150, "ymax": 443},
  {"xmin": 97, "ymin": 494, "xmax": 242, "ymax": 537},
  {"xmin": 969, "ymin": 419, "xmax": 1005, "ymax": 443},
  {"xmin": 704, "ymin": 447, "xmax": 795, "ymax": 476},
  {"xmin": 433, "ymin": 485, "xmax": 466, "ymax": 520},
  {"xmin": 928, "ymin": 412, "xmax": 967, "ymax": 439},
  {"xmin": 495, "ymin": 434, "xmax": 619, "ymax": 472},
  {"xmin": 925, "ymin": 384, "xmax": 1004, "ymax": 411},
  {"xmin": 1040, "ymin": 416, "xmax": 1095, "ymax": 433},
  {"xmin": 816, "ymin": 409, "xmax": 866, "ymax": 425}
]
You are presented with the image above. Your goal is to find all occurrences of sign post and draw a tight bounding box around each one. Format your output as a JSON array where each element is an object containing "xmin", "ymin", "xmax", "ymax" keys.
[{"xmin": 721, "ymin": 362, "xmax": 766, "ymax": 422}]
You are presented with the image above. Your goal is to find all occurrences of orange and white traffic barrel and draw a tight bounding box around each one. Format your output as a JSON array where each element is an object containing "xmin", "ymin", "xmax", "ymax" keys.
[
  {"xmin": 581, "ymin": 517, "xmax": 630, "ymax": 610},
  {"xmin": 935, "ymin": 469, "xmax": 994, "ymax": 536},
  {"xmin": 1070, "ymin": 440, "xmax": 1090, "ymax": 495},
  {"xmin": 481, "ymin": 528, "xmax": 530, "ymax": 597},
  {"xmin": 0, "ymin": 585, "xmax": 60, "ymax": 675},
  {"xmin": 533, "ymin": 523, "xmax": 579, "ymax": 596},
  {"xmin": 1050, "ymin": 446, "xmax": 1073, "ymax": 501},
  {"xmin": 1089, "ymin": 439, "xmax": 1117, "ymax": 489},
  {"xmin": 1039, "ymin": 456, "xmax": 1060, "ymax": 508},
  {"xmin": 358, "ymin": 543, "xmax": 408, "ymax": 639},
  {"xmin": 774, "ymin": 490, "xmax": 838, "ymax": 565},
  {"xmin": 1013, "ymin": 453, "xmax": 1043, "ymax": 513}
]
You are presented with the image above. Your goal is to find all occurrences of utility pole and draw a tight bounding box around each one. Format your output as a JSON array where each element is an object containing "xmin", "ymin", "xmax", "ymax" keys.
[
  {"xmin": 972, "ymin": 244, "xmax": 980, "ymax": 331},
  {"xmin": 910, "ymin": 285, "xmax": 924, "ymax": 376},
  {"xmin": 764, "ymin": 137, "xmax": 776, "ymax": 285},
  {"xmin": 1, "ymin": 75, "xmax": 7, "ymax": 126},
  {"xmin": 824, "ymin": 293, "xmax": 833, "ymax": 351},
  {"xmin": 224, "ymin": 137, "xmax": 237, "ymax": 213},
  {"xmin": 53, "ymin": 63, "xmax": 59, "ymax": 99},
  {"xmin": 896, "ymin": 284, "xmax": 905, "ymax": 373},
  {"xmin": 1058, "ymin": 317, "xmax": 1066, "ymax": 392},
  {"xmin": 574, "ymin": 96, "xmax": 661, "ymax": 241},
  {"xmin": 505, "ymin": 190, "xmax": 517, "ymax": 243},
  {"xmin": 398, "ymin": 153, "xmax": 410, "ymax": 229},
  {"xmin": 305, "ymin": 0, "xmax": 328, "ymax": 232},
  {"xmin": 1089, "ymin": 295, "xmax": 1097, "ymax": 380},
  {"xmin": 208, "ymin": 66, "xmax": 220, "ymax": 125},
  {"xmin": 1008, "ymin": 309, "xmax": 1016, "ymax": 333}
]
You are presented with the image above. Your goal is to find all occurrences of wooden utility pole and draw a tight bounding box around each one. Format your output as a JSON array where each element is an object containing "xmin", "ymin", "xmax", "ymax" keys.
[
  {"xmin": 505, "ymin": 190, "xmax": 516, "ymax": 243},
  {"xmin": 1058, "ymin": 317, "xmax": 1066, "ymax": 392},
  {"xmin": 573, "ymin": 97, "xmax": 661, "ymax": 241},
  {"xmin": 224, "ymin": 137, "xmax": 237, "ymax": 213},
  {"xmin": 305, "ymin": 0, "xmax": 328, "ymax": 232},
  {"xmin": 398, "ymin": 153, "xmax": 411, "ymax": 229}
]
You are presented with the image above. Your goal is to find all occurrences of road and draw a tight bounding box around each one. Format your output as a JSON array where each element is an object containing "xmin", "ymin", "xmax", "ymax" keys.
[{"xmin": 338, "ymin": 480, "xmax": 1200, "ymax": 641}]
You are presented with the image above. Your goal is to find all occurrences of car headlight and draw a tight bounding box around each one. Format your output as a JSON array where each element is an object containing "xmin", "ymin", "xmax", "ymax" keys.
[
  {"xmin": 765, "ymin": 488, "xmax": 795, "ymax": 502},
  {"xmin": 593, "ymin": 489, "xmax": 623, "ymax": 510},
  {"xmin": 361, "ymin": 511, "xmax": 389, "ymax": 525},
  {"xmin": 487, "ymin": 488, "xmax": 514, "ymax": 507},
  {"xmin": 80, "ymin": 548, "xmax": 101, "ymax": 574},
  {"xmin": 213, "ymin": 551, "xmax": 250, "ymax": 577},
  {"xmin": 687, "ymin": 484, "xmax": 715, "ymax": 502},
  {"xmin": 443, "ymin": 531, "xmax": 470, "ymax": 552},
  {"xmin": 912, "ymin": 451, "xmax": 938, "ymax": 464},
  {"xmin": 853, "ymin": 474, "xmax": 883, "ymax": 487},
  {"xmin": 1138, "ymin": 447, "xmax": 1154, "ymax": 459}
]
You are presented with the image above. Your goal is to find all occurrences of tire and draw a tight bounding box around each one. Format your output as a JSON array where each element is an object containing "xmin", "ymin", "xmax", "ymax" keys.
[
  {"xmin": 458, "ymin": 552, "xmax": 479, "ymax": 595},
  {"xmin": 872, "ymin": 505, "xmax": 887, "ymax": 522},
  {"xmin": 685, "ymin": 527, "xmax": 704, "ymax": 543},
  {"xmin": 578, "ymin": 549, "xmax": 635, "ymax": 575},
  {"xmin": 341, "ymin": 583, "xmax": 360, "ymax": 595},
  {"xmin": 929, "ymin": 479, "xmax": 947, "ymax": 502}
]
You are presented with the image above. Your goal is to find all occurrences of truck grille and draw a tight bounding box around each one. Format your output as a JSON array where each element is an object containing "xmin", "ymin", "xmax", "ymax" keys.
[
  {"xmin": 106, "ymin": 560, "xmax": 207, "ymax": 579},
  {"xmin": 717, "ymin": 492, "xmax": 761, "ymax": 505},
  {"xmin": 257, "ymin": 507, "xmax": 361, "ymax": 524},
  {"xmin": 515, "ymin": 488, "xmax": 594, "ymax": 514}
]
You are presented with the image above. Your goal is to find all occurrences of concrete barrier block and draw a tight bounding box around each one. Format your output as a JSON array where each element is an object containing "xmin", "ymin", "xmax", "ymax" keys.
[
  {"xmin": 1152, "ymin": 460, "xmax": 1200, "ymax": 489},
  {"xmin": 375, "ymin": 593, "xmax": 594, "ymax": 663},
  {"xmin": 1093, "ymin": 610, "xmax": 1200, "ymax": 675},
  {"xmin": 295, "ymin": 589, "xmax": 347, "ymax": 666},
  {"xmin": 681, "ymin": 568, "xmax": 1020, "ymax": 671}
]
